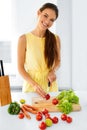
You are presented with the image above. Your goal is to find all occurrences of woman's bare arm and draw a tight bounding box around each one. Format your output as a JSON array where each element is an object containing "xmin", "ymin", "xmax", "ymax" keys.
[
  {"xmin": 17, "ymin": 35, "xmax": 46, "ymax": 97},
  {"xmin": 54, "ymin": 35, "xmax": 61, "ymax": 71}
]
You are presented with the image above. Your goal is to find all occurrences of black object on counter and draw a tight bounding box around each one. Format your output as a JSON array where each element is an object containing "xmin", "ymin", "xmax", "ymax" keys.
[
  {"xmin": 0, "ymin": 60, "xmax": 4, "ymax": 76},
  {"xmin": 0, "ymin": 70, "xmax": 1, "ymax": 76}
]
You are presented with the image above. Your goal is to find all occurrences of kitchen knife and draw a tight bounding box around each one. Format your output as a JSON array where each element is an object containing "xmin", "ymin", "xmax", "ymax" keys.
[
  {"xmin": 0, "ymin": 60, "xmax": 4, "ymax": 76},
  {"xmin": 0, "ymin": 70, "xmax": 1, "ymax": 76},
  {"xmin": 47, "ymin": 81, "xmax": 51, "ymax": 92}
]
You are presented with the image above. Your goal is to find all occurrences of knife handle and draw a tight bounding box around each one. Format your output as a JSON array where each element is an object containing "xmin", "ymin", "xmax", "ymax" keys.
[
  {"xmin": 48, "ymin": 81, "xmax": 51, "ymax": 87},
  {"xmin": 0, "ymin": 60, "xmax": 4, "ymax": 76},
  {"xmin": 0, "ymin": 70, "xmax": 1, "ymax": 76}
]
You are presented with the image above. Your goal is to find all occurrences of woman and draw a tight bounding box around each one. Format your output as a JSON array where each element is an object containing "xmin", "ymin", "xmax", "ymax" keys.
[{"xmin": 17, "ymin": 3, "xmax": 61, "ymax": 98}]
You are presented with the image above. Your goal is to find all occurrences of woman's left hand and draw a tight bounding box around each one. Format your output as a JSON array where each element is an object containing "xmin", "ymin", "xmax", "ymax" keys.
[{"xmin": 47, "ymin": 70, "xmax": 56, "ymax": 84}]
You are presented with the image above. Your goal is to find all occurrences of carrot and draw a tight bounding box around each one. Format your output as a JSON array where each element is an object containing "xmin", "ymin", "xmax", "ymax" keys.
[
  {"xmin": 23, "ymin": 104, "xmax": 38, "ymax": 111},
  {"xmin": 23, "ymin": 105, "xmax": 37, "ymax": 114},
  {"xmin": 21, "ymin": 106, "xmax": 31, "ymax": 119}
]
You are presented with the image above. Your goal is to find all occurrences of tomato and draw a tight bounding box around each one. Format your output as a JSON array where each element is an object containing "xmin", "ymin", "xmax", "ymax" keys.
[
  {"xmin": 66, "ymin": 116, "xmax": 72, "ymax": 123},
  {"xmin": 42, "ymin": 108, "xmax": 48, "ymax": 115},
  {"xmin": 37, "ymin": 111, "xmax": 42, "ymax": 116},
  {"xmin": 52, "ymin": 116, "xmax": 59, "ymax": 124},
  {"xmin": 52, "ymin": 98, "xmax": 59, "ymax": 105},
  {"xmin": 46, "ymin": 116, "xmax": 52, "ymax": 121},
  {"xmin": 61, "ymin": 114, "xmax": 67, "ymax": 121},
  {"xmin": 39, "ymin": 121, "xmax": 47, "ymax": 129},
  {"xmin": 45, "ymin": 113, "xmax": 51, "ymax": 118},
  {"xmin": 36, "ymin": 113, "xmax": 43, "ymax": 121},
  {"xmin": 18, "ymin": 113, "xmax": 24, "ymax": 119},
  {"xmin": 45, "ymin": 94, "xmax": 50, "ymax": 100}
]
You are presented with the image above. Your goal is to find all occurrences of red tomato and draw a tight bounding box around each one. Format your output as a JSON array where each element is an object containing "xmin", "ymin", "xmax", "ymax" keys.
[
  {"xmin": 45, "ymin": 113, "xmax": 51, "ymax": 118},
  {"xmin": 52, "ymin": 116, "xmax": 59, "ymax": 124},
  {"xmin": 46, "ymin": 116, "xmax": 52, "ymax": 121},
  {"xmin": 39, "ymin": 121, "xmax": 47, "ymax": 129},
  {"xmin": 45, "ymin": 94, "xmax": 50, "ymax": 100},
  {"xmin": 61, "ymin": 114, "xmax": 67, "ymax": 121},
  {"xmin": 18, "ymin": 113, "xmax": 24, "ymax": 119},
  {"xmin": 66, "ymin": 116, "xmax": 72, "ymax": 123},
  {"xmin": 42, "ymin": 108, "xmax": 48, "ymax": 115},
  {"xmin": 36, "ymin": 113, "xmax": 43, "ymax": 121},
  {"xmin": 37, "ymin": 111, "xmax": 42, "ymax": 116},
  {"xmin": 52, "ymin": 98, "xmax": 59, "ymax": 105}
]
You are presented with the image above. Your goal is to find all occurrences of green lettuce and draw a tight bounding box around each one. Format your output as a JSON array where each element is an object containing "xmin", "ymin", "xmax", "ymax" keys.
[{"xmin": 56, "ymin": 89, "xmax": 79, "ymax": 114}]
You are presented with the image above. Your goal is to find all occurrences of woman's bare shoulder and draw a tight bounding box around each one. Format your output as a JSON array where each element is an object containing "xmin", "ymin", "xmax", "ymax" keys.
[
  {"xmin": 18, "ymin": 34, "xmax": 26, "ymax": 42},
  {"xmin": 18, "ymin": 35, "xmax": 26, "ymax": 47}
]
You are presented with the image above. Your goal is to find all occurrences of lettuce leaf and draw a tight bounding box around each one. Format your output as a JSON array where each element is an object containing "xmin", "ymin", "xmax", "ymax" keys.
[
  {"xmin": 57, "ymin": 99, "xmax": 72, "ymax": 114},
  {"xmin": 56, "ymin": 89, "xmax": 79, "ymax": 114}
]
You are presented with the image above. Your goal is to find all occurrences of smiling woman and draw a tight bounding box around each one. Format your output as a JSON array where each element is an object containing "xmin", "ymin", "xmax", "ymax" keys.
[
  {"xmin": 0, "ymin": 0, "xmax": 58, "ymax": 92},
  {"xmin": 17, "ymin": 2, "xmax": 61, "ymax": 97},
  {"xmin": 37, "ymin": 8, "xmax": 57, "ymax": 30},
  {"xmin": 0, "ymin": 0, "xmax": 75, "ymax": 92}
]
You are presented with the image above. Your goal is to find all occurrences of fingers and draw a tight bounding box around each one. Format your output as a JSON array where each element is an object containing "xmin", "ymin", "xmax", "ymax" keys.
[
  {"xmin": 34, "ymin": 85, "xmax": 46, "ymax": 98},
  {"xmin": 48, "ymin": 75, "xmax": 56, "ymax": 83},
  {"xmin": 51, "ymin": 75, "xmax": 56, "ymax": 82},
  {"xmin": 48, "ymin": 71, "xmax": 56, "ymax": 83},
  {"xmin": 36, "ymin": 87, "xmax": 46, "ymax": 98}
]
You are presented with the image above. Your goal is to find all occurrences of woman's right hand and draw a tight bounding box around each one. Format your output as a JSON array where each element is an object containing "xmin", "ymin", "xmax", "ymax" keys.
[
  {"xmin": 48, "ymin": 70, "xmax": 56, "ymax": 84},
  {"xmin": 33, "ymin": 85, "xmax": 47, "ymax": 98}
]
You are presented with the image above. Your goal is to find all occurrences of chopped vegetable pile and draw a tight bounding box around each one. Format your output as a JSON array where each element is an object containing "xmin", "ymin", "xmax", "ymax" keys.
[{"xmin": 56, "ymin": 89, "xmax": 79, "ymax": 114}]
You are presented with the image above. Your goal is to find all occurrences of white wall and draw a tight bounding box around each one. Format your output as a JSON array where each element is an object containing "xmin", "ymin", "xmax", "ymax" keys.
[
  {"xmin": 0, "ymin": 0, "xmax": 12, "ymax": 40},
  {"xmin": 12, "ymin": 0, "xmax": 57, "ymax": 36},
  {"xmin": 72, "ymin": 0, "xmax": 87, "ymax": 90},
  {"xmin": 56, "ymin": 0, "xmax": 72, "ymax": 89}
]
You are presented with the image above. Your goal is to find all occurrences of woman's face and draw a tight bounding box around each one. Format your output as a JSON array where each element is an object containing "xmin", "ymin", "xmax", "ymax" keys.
[{"xmin": 37, "ymin": 8, "xmax": 57, "ymax": 31}]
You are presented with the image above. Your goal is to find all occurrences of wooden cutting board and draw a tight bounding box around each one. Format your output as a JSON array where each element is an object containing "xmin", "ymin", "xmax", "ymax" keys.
[{"xmin": 32, "ymin": 96, "xmax": 81, "ymax": 112}]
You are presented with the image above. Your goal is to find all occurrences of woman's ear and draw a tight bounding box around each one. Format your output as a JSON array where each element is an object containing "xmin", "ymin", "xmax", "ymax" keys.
[{"xmin": 37, "ymin": 10, "xmax": 41, "ymax": 16}]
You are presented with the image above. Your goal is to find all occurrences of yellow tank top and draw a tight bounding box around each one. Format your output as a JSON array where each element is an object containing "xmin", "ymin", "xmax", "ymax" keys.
[{"xmin": 23, "ymin": 32, "xmax": 58, "ymax": 92}]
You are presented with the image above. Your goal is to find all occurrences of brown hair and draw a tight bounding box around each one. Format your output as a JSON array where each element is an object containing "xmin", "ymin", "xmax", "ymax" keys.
[{"xmin": 39, "ymin": 3, "xmax": 59, "ymax": 68}]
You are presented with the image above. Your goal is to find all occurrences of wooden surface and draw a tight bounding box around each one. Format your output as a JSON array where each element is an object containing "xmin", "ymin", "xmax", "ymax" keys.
[
  {"xmin": 0, "ymin": 75, "xmax": 12, "ymax": 106},
  {"xmin": 32, "ymin": 96, "xmax": 81, "ymax": 112}
]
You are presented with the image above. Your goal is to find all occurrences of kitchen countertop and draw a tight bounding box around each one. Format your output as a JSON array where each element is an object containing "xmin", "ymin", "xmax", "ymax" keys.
[{"xmin": 0, "ymin": 91, "xmax": 87, "ymax": 130}]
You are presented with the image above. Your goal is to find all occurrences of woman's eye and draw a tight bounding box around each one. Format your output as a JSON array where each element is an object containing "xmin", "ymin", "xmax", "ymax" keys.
[
  {"xmin": 44, "ymin": 15, "xmax": 48, "ymax": 18},
  {"xmin": 50, "ymin": 19, "xmax": 55, "ymax": 22}
]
